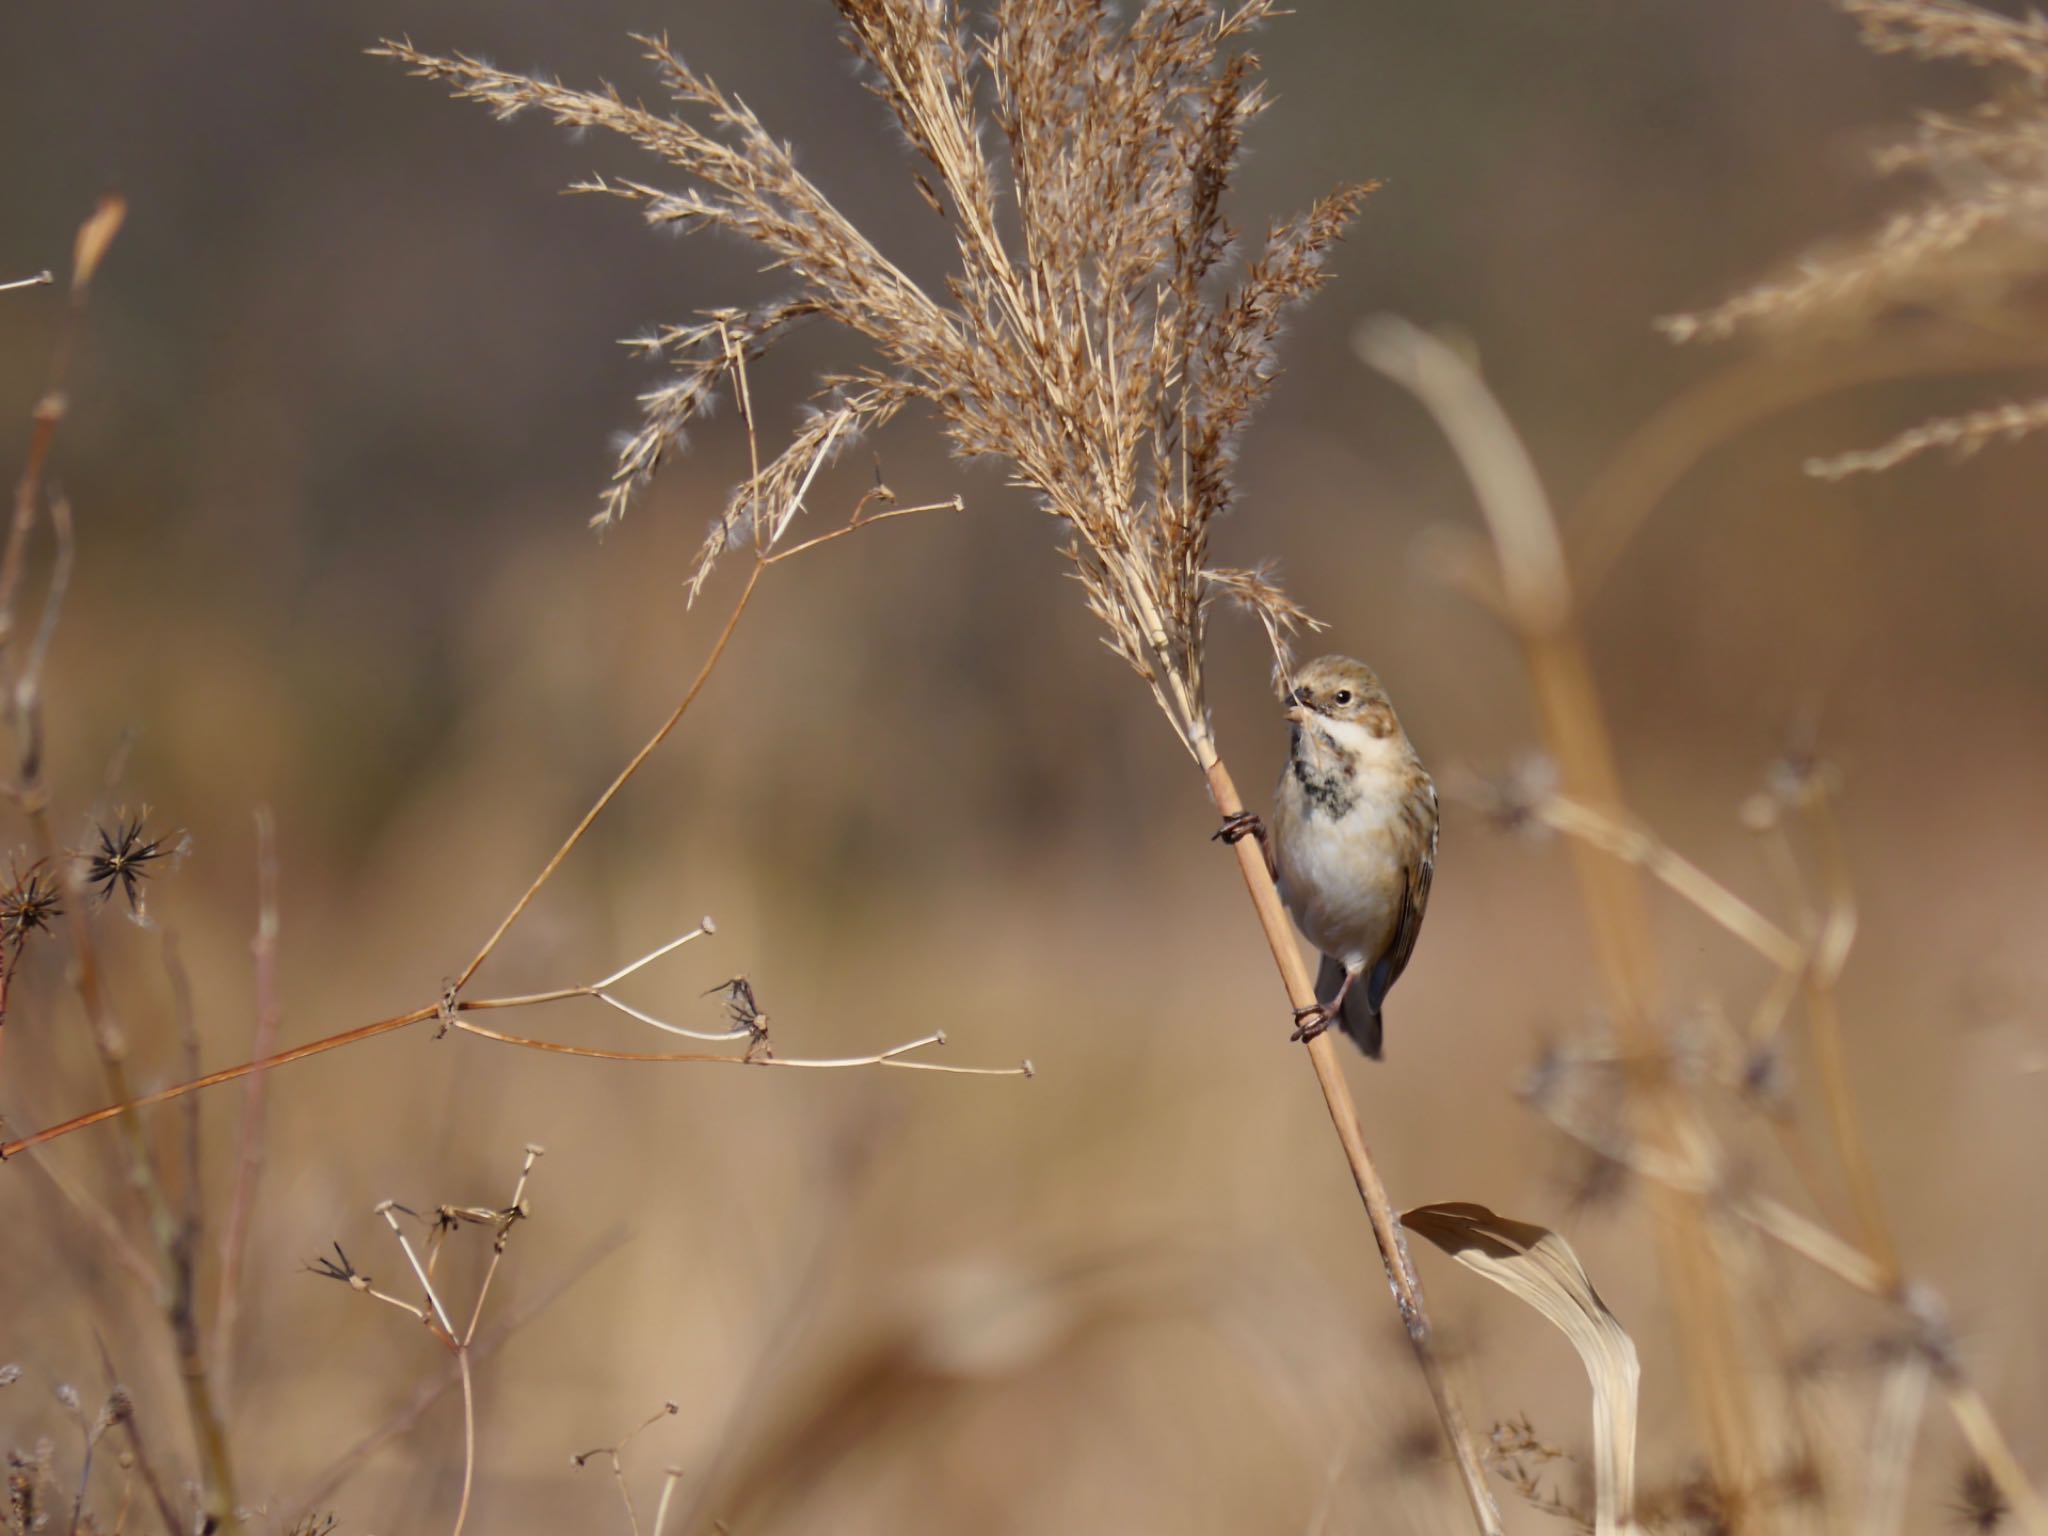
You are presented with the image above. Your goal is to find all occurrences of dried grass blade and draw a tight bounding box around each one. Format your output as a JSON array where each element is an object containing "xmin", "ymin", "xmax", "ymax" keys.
[{"xmin": 1404, "ymin": 1202, "xmax": 1639, "ymax": 1536}]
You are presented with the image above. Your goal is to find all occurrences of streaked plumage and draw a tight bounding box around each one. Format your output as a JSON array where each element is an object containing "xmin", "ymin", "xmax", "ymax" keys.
[{"xmin": 1268, "ymin": 656, "xmax": 1437, "ymax": 1057}]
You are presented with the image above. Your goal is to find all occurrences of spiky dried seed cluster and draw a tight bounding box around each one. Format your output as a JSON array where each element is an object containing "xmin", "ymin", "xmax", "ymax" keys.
[
  {"xmin": 0, "ymin": 861, "xmax": 61, "ymax": 945},
  {"xmin": 79, "ymin": 809, "xmax": 182, "ymax": 914},
  {"xmin": 377, "ymin": 0, "xmax": 1369, "ymax": 760},
  {"xmin": 1660, "ymin": 0, "xmax": 2048, "ymax": 477}
]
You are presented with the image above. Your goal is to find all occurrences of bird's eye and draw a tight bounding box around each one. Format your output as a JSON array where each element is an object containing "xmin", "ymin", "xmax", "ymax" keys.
[{"xmin": 1333, "ymin": 689, "xmax": 1352, "ymax": 706}]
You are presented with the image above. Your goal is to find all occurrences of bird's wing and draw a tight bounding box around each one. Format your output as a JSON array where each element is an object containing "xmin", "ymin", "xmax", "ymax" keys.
[{"xmin": 1367, "ymin": 780, "xmax": 1437, "ymax": 1011}]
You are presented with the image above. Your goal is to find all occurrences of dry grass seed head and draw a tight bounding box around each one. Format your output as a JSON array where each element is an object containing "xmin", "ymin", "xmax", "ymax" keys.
[
  {"xmin": 1660, "ymin": 0, "xmax": 2048, "ymax": 476},
  {"xmin": 378, "ymin": 1, "xmax": 1370, "ymax": 759},
  {"xmin": 1954, "ymin": 1459, "xmax": 2013, "ymax": 1531}
]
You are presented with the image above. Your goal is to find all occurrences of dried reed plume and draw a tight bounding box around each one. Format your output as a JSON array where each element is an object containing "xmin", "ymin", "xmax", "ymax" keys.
[
  {"xmin": 377, "ymin": 3, "xmax": 1351, "ymax": 756},
  {"xmin": 1661, "ymin": 0, "xmax": 2048, "ymax": 479},
  {"xmin": 378, "ymin": 4, "xmax": 1505, "ymax": 1527}
]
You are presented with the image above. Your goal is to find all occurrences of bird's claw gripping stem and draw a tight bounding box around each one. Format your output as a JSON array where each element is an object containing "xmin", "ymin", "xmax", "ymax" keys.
[
  {"xmin": 1290, "ymin": 1004, "xmax": 1330, "ymax": 1044},
  {"xmin": 1214, "ymin": 810, "xmax": 1265, "ymax": 846}
]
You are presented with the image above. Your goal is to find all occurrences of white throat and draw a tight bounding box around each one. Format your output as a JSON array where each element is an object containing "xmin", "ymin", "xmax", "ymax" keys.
[{"xmin": 1297, "ymin": 713, "xmax": 1404, "ymax": 770}]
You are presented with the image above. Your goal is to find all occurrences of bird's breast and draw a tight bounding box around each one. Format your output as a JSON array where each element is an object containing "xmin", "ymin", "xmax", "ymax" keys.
[{"xmin": 1272, "ymin": 772, "xmax": 1412, "ymax": 970}]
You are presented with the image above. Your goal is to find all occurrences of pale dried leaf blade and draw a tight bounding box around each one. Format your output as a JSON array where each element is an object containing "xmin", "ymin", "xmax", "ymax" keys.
[
  {"xmin": 1404, "ymin": 1202, "xmax": 1639, "ymax": 1536},
  {"xmin": 71, "ymin": 197, "xmax": 127, "ymax": 296}
]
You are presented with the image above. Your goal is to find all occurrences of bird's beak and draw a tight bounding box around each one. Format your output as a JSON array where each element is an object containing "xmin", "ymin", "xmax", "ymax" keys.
[{"xmin": 1284, "ymin": 688, "xmax": 1311, "ymax": 724}]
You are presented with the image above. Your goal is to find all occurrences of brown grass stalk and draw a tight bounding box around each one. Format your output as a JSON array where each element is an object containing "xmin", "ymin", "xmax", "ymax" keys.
[
  {"xmin": 1359, "ymin": 314, "xmax": 1767, "ymax": 1517},
  {"xmin": 1486, "ymin": 598, "xmax": 2046, "ymax": 1525},
  {"xmin": 213, "ymin": 804, "xmax": 283, "ymax": 1409},
  {"xmin": 1207, "ymin": 757, "xmax": 1502, "ymax": 1533}
]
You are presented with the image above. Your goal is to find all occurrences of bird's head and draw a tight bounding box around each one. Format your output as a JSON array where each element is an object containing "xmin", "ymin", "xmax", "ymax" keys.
[{"xmin": 1280, "ymin": 655, "xmax": 1401, "ymax": 739}]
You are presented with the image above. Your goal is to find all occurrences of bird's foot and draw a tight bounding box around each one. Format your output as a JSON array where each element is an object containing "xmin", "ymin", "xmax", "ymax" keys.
[
  {"xmin": 1290, "ymin": 1004, "xmax": 1331, "ymax": 1044},
  {"xmin": 1213, "ymin": 811, "xmax": 1266, "ymax": 847}
]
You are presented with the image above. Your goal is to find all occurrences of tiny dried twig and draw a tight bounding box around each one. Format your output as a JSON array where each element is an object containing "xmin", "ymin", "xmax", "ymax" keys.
[{"xmin": 573, "ymin": 1401, "xmax": 680, "ymax": 1536}]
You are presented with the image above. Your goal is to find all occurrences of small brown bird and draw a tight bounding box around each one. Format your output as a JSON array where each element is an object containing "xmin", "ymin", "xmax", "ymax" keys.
[{"xmin": 1221, "ymin": 656, "xmax": 1437, "ymax": 1056}]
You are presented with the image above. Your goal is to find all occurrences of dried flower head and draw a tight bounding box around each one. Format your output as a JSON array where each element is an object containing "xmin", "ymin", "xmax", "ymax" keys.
[
  {"xmin": 307, "ymin": 1242, "xmax": 371, "ymax": 1292},
  {"xmin": 379, "ymin": 0, "xmax": 1369, "ymax": 762},
  {"xmin": 1952, "ymin": 1459, "xmax": 2011, "ymax": 1531},
  {"xmin": 706, "ymin": 974, "xmax": 769, "ymax": 1042},
  {"xmin": 81, "ymin": 810, "xmax": 180, "ymax": 912},
  {"xmin": 1455, "ymin": 754, "xmax": 1561, "ymax": 840},
  {"xmin": 0, "ymin": 861, "xmax": 61, "ymax": 945},
  {"xmin": 1559, "ymin": 1143, "xmax": 1634, "ymax": 1217}
]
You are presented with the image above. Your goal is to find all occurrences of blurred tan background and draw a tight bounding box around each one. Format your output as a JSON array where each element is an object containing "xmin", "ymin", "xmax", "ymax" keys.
[{"xmin": 3, "ymin": 2, "xmax": 2046, "ymax": 1531}]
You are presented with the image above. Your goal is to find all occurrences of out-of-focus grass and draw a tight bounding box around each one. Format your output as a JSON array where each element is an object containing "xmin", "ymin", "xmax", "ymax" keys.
[{"xmin": 3, "ymin": 4, "xmax": 2047, "ymax": 1532}]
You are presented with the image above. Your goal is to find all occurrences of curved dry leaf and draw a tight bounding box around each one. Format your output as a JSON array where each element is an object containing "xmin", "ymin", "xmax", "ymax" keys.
[
  {"xmin": 71, "ymin": 197, "xmax": 126, "ymax": 297},
  {"xmin": 1404, "ymin": 1202, "xmax": 1639, "ymax": 1536}
]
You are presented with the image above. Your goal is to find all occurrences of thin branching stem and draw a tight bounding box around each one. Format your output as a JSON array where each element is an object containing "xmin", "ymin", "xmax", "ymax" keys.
[
  {"xmin": 445, "ymin": 1016, "xmax": 1028, "ymax": 1075},
  {"xmin": 453, "ymin": 1353, "xmax": 477, "ymax": 1536},
  {"xmin": 290, "ymin": 1230, "xmax": 623, "ymax": 1524},
  {"xmin": 1, "ymin": 963, "xmax": 1027, "ymax": 1160},
  {"xmin": 452, "ymin": 558, "xmax": 766, "ymax": 994},
  {"xmin": 463, "ymin": 1144, "xmax": 543, "ymax": 1346}
]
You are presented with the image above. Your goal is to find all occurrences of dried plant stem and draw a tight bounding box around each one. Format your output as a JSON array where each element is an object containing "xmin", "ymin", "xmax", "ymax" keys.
[
  {"xmin": 574, "ymin": 1401, "xmax": 681, "ymax": 1536},
  {"xmin": 1360, "ymin": 315, "xmax": 1764, "ymax": 1517},
  {"xmin": 291, "ymin": 1229, "xmax": 623, "ymax": 1523},
  {"xmin": 0, "ymin": 197, "xmax": 242, "ymax": 1533},
  {"xmin": 1, "ymin": 489, "xmax": 1002, "ymax": 1165},
  {"xmin": 442, "ymin": 1016, "xmax": 1026, "ymax": 1073},
  {"xmin": 1565, "ymin": 776, "xmax": 2045, "ymax": 1528},
  {"xmin": 214, "ymin": 805, "xmax": 282, "ymax": 1406},
  {"xmin": 454, "ymin": 1353, "xmax": 477, "ymax": 1536},
  {"xmin": 1800, "ymin": 979, "xmax": 1898, "ymax": 1280},
  {"xmin": 375, "ymin": 1200, "xmax": 478, "ymax": 1536},
  {"xmin": 27, "ymin": 806, "xmax": 242, "ymax": 1530},
  {"xmin": 1544, "ymin": 1045, "xmax": 2048, "ymax": 1534},
  {"xmin": 1, "ymin": 1004, "xmax": 439, "ymax": 1158},
  {"xmin": 1534, "ymin": 796, "xmax": 1804, "ymax": 969},
  {"xmin": 452, "ymin": 557, "xmax": 765, "ymax": 994},
  {"xmin": 650, "ymin": 1469, "xmax": 683, "ymax": 1536},
  {"xmin": 463, "ymin": 1144, "xmax": 542, "ymax": 1346},
  {"xmin": 1538, "ymin": 784, "xmax": 1905, "ymax": 1291},
  {"xmin": 1, "ymin": 959, "xmax": 1025, "ymax": 1160},
  {"xmin": 5, "ymin": 1132, "xmax": 163, "ymax": 1295},
  {"xmin": 1864, "ymin": 1349, "xmax": 1931, "ymax": 1536},
  {"xmin": 111, "ymin": 1397, "xmax": 185, "ymax": 1536},
  {"xmin": 1531, "ymin": 654, "xmax": 1759, "ymax": 1511},
  {"xmin": 452, "ymin": 489, "xmax": 957, "ymax": 996},
  {"xmin": 1797, "ymin": 788, "xmax": 1900, "ymax": 1286},
  {"xmin": 1947, "ymin": 1385, "xmax": 2048, "ymax": 1535},
  {"xmin": 1206, "ymin": 755, "xmax": 1502, "ymax": 1536}
]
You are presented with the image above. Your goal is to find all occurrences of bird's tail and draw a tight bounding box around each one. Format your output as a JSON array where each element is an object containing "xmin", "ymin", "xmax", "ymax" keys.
[{"xmin": 1316, "ymin": 954, "xmax": 1384, "ymax": 1060}]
